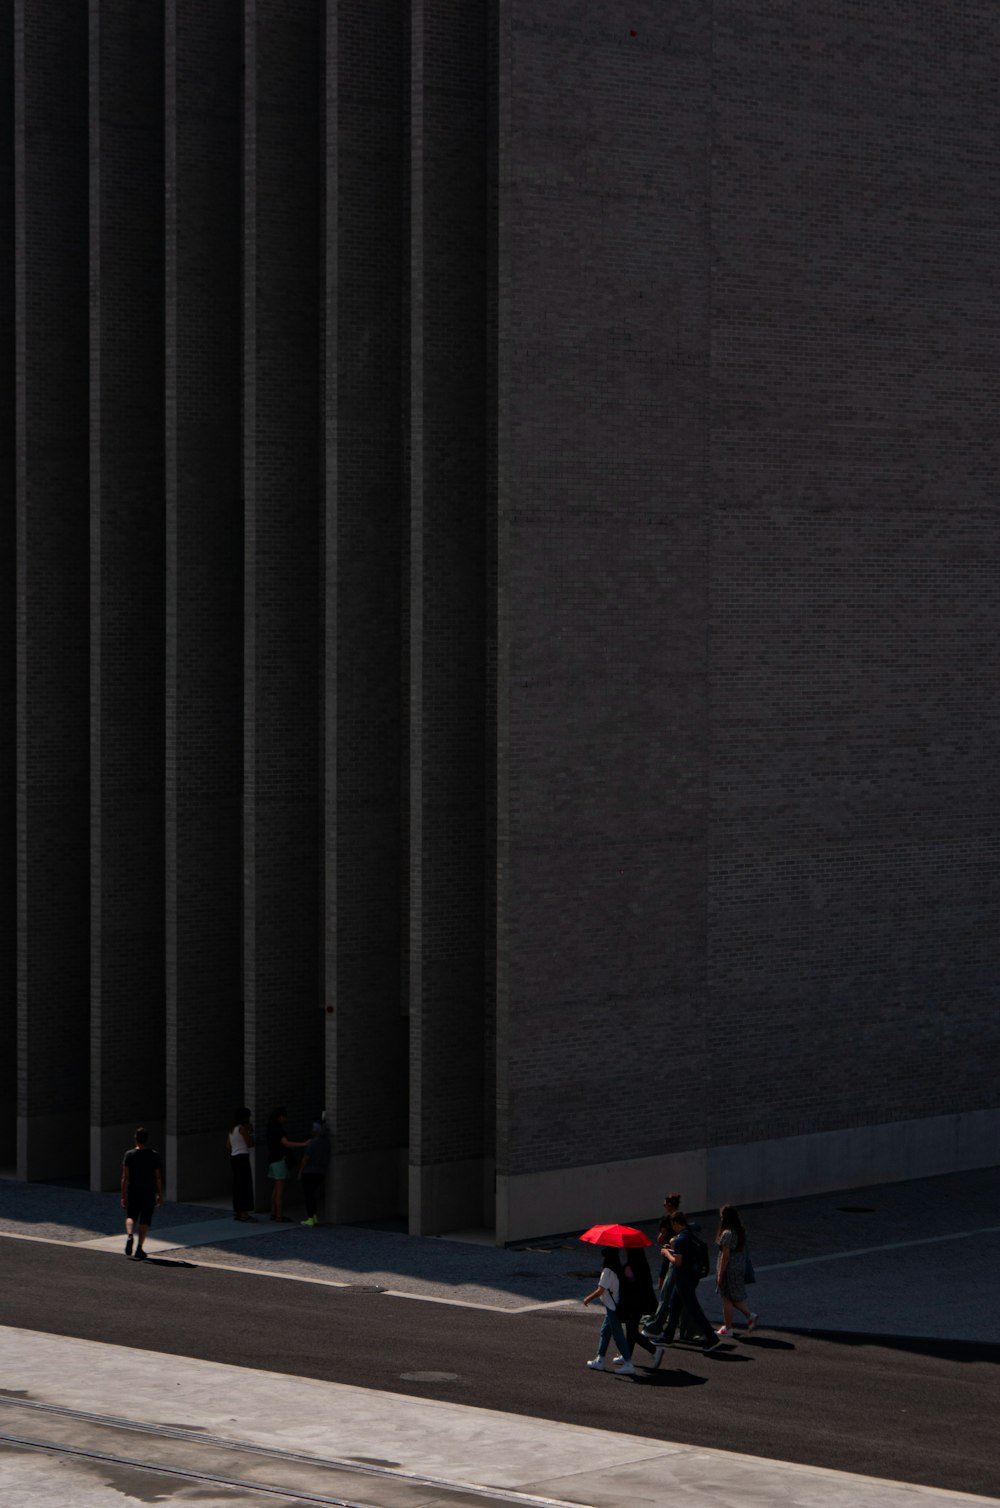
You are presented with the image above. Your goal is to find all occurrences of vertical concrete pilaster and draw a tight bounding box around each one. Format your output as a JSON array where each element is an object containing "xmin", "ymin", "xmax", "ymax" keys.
[
  {"xmin": 164, "ymin": 0, "xmax": 243, "ymax": 1201},
  {"xmin": 0, "ymin": 0, "xmax": 16, "ymax": 1167},
  {"xmin": 408, "ymin": 0, "xmax": 489, "ymax": 1235},
  {"xmin": 243, "ymin": 0, "xmax": 324, "ymax": 1201},
  {"xmin": 14, "ymin": 0, "xmax": 90, "ymax": 1180},
  {"xmin": 89, "ymin": 0, "xmax": 166, "ymax": 1190},
  {"xmin": 323, "ymin": 0, "xmax": 408, "ymax": 1223}
]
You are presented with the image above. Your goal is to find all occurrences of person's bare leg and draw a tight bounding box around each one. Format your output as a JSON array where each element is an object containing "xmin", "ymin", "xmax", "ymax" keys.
[
  {"xmin": 734, "ymin": 1299, "xmax": 754, "ymax": 1323},
  {"xmin": 125, "ymin": 1215, "xmax": 135, "ymax": 1238},
  {"xmin": 720, "ymin": 1296, "xmax": 734, "ymax": 1331},
  {"xmin": 136, "ymin": 1222, "xmax": 150, "ymax": 1253}
]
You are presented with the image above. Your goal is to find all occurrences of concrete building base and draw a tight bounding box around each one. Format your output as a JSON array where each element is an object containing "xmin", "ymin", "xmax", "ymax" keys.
[
  {"xmin": 329, "ymin": 1148, "xmax": 405, "ymax": 1225},
  {"xmin": 409, "ymin": 1157, "xmax": 485, "ymax": 1237},
  {"xmin": 16, "ymin": 1113, "xmax": 89, "ymax": 1182},
  {"xmin": 165, "ymin": 1131, "xmax": 233, "ymax": 1205},
  {"xmin": 495, "ymin": 1109, "xmax": 1000, "ymax": 1244}
]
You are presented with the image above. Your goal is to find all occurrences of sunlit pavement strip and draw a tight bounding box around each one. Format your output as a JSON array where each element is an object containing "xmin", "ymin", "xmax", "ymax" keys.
[
  {"xmin": 75, "ymin": 1217, "xmax": 300, "ymax": 1255},
  {"xmin": 1, "ymin": 1327, "xmax": 995, "ymax": 1508}
]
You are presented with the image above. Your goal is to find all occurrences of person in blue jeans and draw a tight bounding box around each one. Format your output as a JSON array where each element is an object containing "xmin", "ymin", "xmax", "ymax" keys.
[
  {"xmin": 652, "ymin": 1211, "xmax": 723, "ymax": 1359},
  {"xmin": 582, "ymin": 1247, "xmax": 635, "ymax": 1375}
]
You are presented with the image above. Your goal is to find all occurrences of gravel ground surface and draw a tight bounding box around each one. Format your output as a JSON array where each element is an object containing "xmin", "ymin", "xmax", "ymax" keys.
[
  {"xmin": 155, "ymin": 1222, "xmax": 590, "ymax": 1309},
  {"xmin": 0, "ymin": 1178, "xmax": 228, "ymax": 1244},
  {"xmin": 3, "ymin": 1165, "xmax": 997, "ymax": 1332}
]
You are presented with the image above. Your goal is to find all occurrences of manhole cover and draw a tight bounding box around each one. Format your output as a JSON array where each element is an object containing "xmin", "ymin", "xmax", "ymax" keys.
[
  {"xmin": 837, "ymin": 1206, "xmax": 875, "ymax": 1213},
  {"xmin": 399, "ymin": 1371, "xmax": 460, "ymax": 1383}
]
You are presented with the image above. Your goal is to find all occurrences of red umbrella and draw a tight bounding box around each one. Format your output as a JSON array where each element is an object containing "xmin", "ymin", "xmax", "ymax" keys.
[{"xmin": 579, "ymin": 1223, "xmax": 651, "ymax": 1249}]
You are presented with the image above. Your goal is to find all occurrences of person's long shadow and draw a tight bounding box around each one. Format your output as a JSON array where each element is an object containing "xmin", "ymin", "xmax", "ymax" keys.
[
  {"xmin": 139, "ymin": 1257, "xmax": 197, "ymax": 1269},
  {"xmin": 738, "ymin": 1335, "xmax": 795, "ymax": 1351},
  {"xmin": 632, "ymin": 1368, "xmax": 707, "ymax": 1387},
  {"xmin": 776, "ymin": 1328, "xmax": 1000, "ymax": 1365}
]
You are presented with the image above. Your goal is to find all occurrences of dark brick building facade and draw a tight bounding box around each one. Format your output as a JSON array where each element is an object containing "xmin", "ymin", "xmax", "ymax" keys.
[{"xmin": 4, "ymin": 2, "xmax": 999, "ymax": 1239}]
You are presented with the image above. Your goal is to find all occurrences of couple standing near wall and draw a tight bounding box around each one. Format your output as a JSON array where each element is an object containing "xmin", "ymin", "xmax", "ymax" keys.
[{"xmin": 229, "ymin": 1108, "xmax": 331, "ymax": 1225}]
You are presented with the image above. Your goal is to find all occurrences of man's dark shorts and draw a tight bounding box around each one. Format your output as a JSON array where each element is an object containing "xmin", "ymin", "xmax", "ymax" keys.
[{"xmin": 126, "ymin": 1198, "xmax": 155, "ymax": 1227}]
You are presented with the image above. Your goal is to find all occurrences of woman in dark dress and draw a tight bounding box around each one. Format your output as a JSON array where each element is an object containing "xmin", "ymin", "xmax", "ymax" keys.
[{"xmin": 617, "ymin": 1243, "xmax": 659, "ymax": 1364}]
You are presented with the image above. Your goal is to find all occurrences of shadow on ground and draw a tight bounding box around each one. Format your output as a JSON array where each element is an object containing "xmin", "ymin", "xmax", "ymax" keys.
[{"xmin": 774, "ymin": 1328, "xmax": 1000, "ymax": 1365}]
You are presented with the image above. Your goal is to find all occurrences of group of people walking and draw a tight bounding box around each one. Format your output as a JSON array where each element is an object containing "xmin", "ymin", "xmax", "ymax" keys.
[
  {"xmin": 228, "ymin": 1107, "xmax": 331, "ymax": 1224},
  {"xmin": 583, "ymin": 1195, "xmax": 759, "ymax": 1375}
]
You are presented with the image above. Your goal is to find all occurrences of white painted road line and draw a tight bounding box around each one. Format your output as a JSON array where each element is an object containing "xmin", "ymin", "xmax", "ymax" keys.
[{"xmin": 756, "ymin": 1226, "xmax": 1000, "ymax": 1272}]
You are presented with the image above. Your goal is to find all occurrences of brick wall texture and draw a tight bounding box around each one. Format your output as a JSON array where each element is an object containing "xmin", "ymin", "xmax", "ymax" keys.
[
  {"xmin": 0, "ymin": 0, "xmax": 15, "ymax": 1163},
  {"xmin": 498, "ymin": 0, "xmax": 1000, "ymax": 1178},
  {"xmin": 4, "ymin": 1, "xmax": 998, "ymax": 1220}
]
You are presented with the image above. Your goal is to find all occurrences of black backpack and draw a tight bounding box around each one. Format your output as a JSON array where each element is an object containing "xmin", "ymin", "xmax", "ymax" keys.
[{"xmin": 684, "ymin": 1231, "xmax": 711, "ymax": 1283}]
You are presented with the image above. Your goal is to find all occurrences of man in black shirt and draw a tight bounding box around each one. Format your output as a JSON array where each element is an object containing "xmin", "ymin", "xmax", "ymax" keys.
[{"xmin": 121, "ymin": 1128, "xmax": 163, "ymax": 1261}]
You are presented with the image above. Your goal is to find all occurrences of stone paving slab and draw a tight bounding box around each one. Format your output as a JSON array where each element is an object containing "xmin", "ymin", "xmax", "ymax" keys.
[{"xmin": 79, "ymin": 1218, "xmax": 301, "ymax": 1255}]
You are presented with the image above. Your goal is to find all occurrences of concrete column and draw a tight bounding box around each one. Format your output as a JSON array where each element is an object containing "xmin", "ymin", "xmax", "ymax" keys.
[
  {"xmin": 0, "ymin": 0, "xmax": 16, "ymax": 1169},
  {"xmin": 408, "ymin": 0, "xmax": 489, "ymax": 1235},
  {"xmin": 243, "ymin": 0, "xmax": 324, "ymax": 1203},
  {"xmin": 14, "ymin": 0, "xmax": 90, "ymax": 1180},
  {"xmin": 322, "ymin": 0, "xmax": 408, "ymax": 1223},
  {"xmin": 164, "ymin": 0, "xmax": 243, "ymax": 1202},
  {"xmin": 89, "ymin": 0, "xmax": 166, "ymax": 1190}
]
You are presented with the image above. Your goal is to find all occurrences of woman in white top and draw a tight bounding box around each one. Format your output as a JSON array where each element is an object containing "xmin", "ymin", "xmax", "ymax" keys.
[
  {"xmin": 582, "ymin": 1247, "xmax": 635, "ymax": 1374},
  {"xmin": 228, "ymin": 1107, "xmax": 256, "ymax": 1221}
]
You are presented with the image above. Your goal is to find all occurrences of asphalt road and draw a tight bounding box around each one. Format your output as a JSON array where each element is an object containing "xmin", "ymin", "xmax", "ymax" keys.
[{"xmin": 2, "ymin": 1236, "xmax": 997, "ymax": 1499}]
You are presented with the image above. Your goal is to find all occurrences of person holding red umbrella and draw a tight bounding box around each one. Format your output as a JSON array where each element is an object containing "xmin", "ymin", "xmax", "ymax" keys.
[
  {"xmin": 582, "ymin": 1246, "xmax": 635, "ymax": 1374},
  {"xmin": 579, "ymin": 1224, "xmax": 650, "ymax": 1376}
]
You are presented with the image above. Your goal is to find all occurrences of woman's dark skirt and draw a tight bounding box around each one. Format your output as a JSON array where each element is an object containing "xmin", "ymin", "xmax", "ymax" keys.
[{"xmin": 231, "ymin": 1153, "xmax": 254, "ymax": 1215}]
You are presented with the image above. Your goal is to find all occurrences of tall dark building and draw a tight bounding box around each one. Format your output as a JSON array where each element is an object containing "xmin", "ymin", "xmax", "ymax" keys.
[{"xmin": 4, "ymin": 2, "xmax": 999, "ymax": 1241}]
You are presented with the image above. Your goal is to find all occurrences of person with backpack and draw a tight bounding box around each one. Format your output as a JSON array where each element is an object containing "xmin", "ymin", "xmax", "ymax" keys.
[
  {"xmin": 582, "ymin": 1246, "xmax": 636, "ymax": 1374},
  {"xmin": 641, "ymin": 1195, "xmax": 711, "ymax": 1348},
  {"xmin": 715, "ymin": 1204, "xmax": 759, "ymax": 1336},
  {"xmin": 648, "ymin": 1210, "xmax": 723, "ymax": 1359}
]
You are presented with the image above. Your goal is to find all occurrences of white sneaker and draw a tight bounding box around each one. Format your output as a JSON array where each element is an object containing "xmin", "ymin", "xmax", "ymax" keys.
[
  {"xmin": 611, "ymin": 1354, "xmax": 624, "ymax": 1364},
  {"xmin": 616, "ymin": 1360, "xmax": 636, "ymax": 1375},
  {"xmin": 746, "ymin": 1313, "xmax": 759, "ymax": 1332},
  {"xmin": 586, "ymin": 1357, "xmax": 606, "ymax": 1370},
  {"xmin": 716, "ymin": 1325, "xmax": 731, "ymax": 1337}
]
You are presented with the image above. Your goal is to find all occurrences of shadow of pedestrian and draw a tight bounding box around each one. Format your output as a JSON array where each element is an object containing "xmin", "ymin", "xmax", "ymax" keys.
[
  {"xmin": 776, "ymin": 1329, "xmax": 1000, "ymax": 1365},
  {"xmin": 139, "ymin": 1257, "xmax": 197, "ymax": 1269},
  {"xmin": 739, "ymin": 1335, "xmax": 795, "ymax": 1350},
  {"xmin": 633, "ymin": 1368, "xmax": 707, "ymax": 1387}
]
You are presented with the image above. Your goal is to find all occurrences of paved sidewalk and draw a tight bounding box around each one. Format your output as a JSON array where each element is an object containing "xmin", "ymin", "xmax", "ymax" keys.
[
  {"xmin": 3, "ymin": 1326, "xmax": 997, "ymax": 1508},
  {"xmin": 1, "ymin": 1166, "xmax": 997, "ymax": 1336}
]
